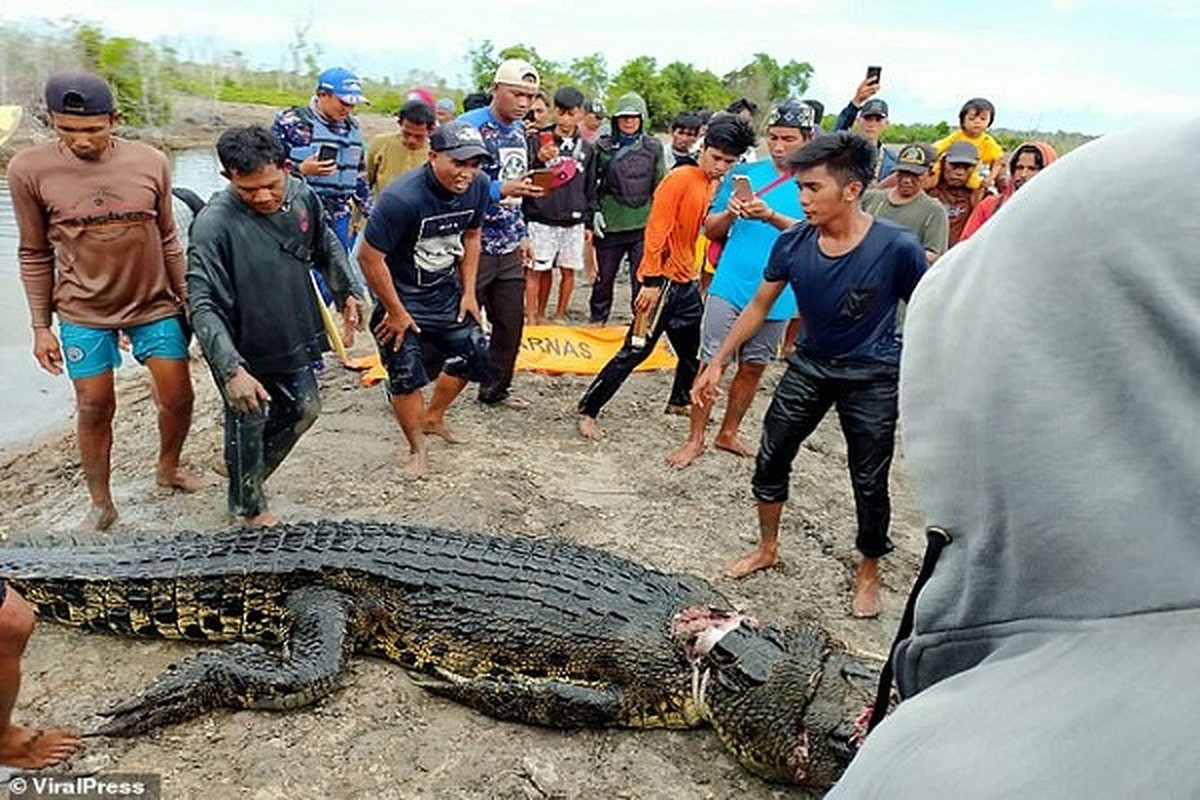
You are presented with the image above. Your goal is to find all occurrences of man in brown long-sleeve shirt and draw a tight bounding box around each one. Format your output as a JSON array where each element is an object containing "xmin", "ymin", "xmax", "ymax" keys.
[{"xmin": 7, "ymin": 72, "xmax": 201, "ymax": 531}]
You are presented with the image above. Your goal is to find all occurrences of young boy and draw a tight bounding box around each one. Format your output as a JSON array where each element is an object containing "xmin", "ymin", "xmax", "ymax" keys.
[
  {"xmin": 577, "ymin": 117, "xmax": 756, "ymax": 440},
  {"xmin": 933, "ymin": 97, "xmax": 1005, "ymax": 191},
  {"xmin": 523, "ymin": 86, "xmax": 597, "ymax": 323}
]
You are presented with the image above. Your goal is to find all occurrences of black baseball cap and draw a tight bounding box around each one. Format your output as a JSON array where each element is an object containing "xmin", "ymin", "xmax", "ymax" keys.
[
  {"xmin": 944, "ymin": 141, "xmax": 980, "ymax": 164},
  {"xmin": 429, "ymin": 121, "xmax": 492, "ymax": 161},
  {"xmin": 894, "ymin": 143, "xmax": 935, "ymax": 174},
  {"xmin": 44, "ymin": 71, "xmax": 115, "ymax": 115},
  {"xmin": 860, "ymin": 98, "xmax": 889, "ymax": 118}
]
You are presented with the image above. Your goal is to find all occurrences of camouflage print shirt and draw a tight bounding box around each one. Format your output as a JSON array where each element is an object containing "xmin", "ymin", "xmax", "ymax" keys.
[
  {"xmin": 271, "ymin": 101, "xmax": 373, "ymax": 222},
  {"xmin": 458, "ymin": 106, "xmax": 529, "ymax": 256}
]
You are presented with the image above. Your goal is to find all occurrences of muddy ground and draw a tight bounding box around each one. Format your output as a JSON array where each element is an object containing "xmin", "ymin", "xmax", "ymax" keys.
[{"xmin": 0, "ymin": 271, "xmax": 925, "ymax": 798}]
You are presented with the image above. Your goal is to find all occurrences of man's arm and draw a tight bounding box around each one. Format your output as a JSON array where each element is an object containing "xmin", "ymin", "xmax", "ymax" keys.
[
  {"xmin": 156, "ymin": 155, "xmax": 187, "ymax": 304},
  {"xmin": 692, "ymin": 278, "xmax": 786, "ymax": 407},
  {"xmin": 353, "ymin": 136, "xmax": 373, "ymax": 217},
  {"xmin": 636, "ymin": 175, "xmax": 682, "ymax": 285},
  {"xmin": 925, "ymin": 202, "xmax": 951, "ymax": 260},
  {"xmin": 457, "ymin": 228, "xmax": 483, "ymax": 323},
  {"xmin": 186, "ymin": 222, "xmax": 245, "ymax": 383},
  {"xmin": 311, "ymin": 192, "xmax": 361, "ymax": 308},
  {"xmin": 9, "ymin": 161, "xmax": 64, "ymax": 373}
]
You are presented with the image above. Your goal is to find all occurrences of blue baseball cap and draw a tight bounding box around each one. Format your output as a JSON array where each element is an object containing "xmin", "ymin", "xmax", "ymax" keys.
[{"xmin": 316, "ymin": 67, "xmax": 368, "ymax": 105}]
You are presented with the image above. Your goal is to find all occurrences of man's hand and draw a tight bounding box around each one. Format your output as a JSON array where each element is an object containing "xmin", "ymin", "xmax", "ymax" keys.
[
  {"xmin": 458, "ymin": 294, "xmax": 481, "ymax": 324},
  {"xmin": 373, "ymin": 308, "xmax": 420, "ymax": 351},
  {"xmin": 634, "ymin": 285, "xmax": 661, "ymax": 314},
  {"xmin": 691, "ymin": 363, "xmax": 725, "ymax": 410},
  {"xmin": 299, "ymin": 154, "xmax": 337, "ymax": 177},
  {"xmin": 537, "ymin": 142, "xmax": 559, "ymax": 163},
  {"xmin": 340, "ymin": 296, "xmax": 361, "ymax": 348},
  {"xmin": 739, "ymin": 197, "xmax": 774, "ymax": 221},
  {"xmin": 518, "ymin": 237, "xmax": 535, "ymax": 268},
  {"xmin": 225, "ymin": 366, "xmax": 271, "ymax": 415},
  {"xmin": 500, "ymin": 177, "xmax": 546, "ymax": 199},
  {"xmin": 33, "ymin": 328, "xmax": 63, "ymax": 375},
  {"xmin": 853, "ymin": 76, "xmax": 881, "ymax": 106},
  {"xmin": 593, "ymin": 211, "xmax": 607, "ymax": 239}
]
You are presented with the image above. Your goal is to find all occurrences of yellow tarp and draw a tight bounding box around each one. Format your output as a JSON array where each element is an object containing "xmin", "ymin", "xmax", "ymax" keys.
[{"xmin": 349, "ymin": 325, "xmax": 677, "ymax": 386}]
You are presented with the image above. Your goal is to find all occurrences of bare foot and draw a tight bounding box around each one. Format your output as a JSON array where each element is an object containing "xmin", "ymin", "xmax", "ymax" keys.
[
  {"xmin": 157, "ymin": 467, "xmax": 205, "ymax": 493},
  {"xmin": 665, "ymin": 439, "xmax": 705, "ymax": 469},
  {"xmin": 81, "ymin": 503, "xmax": 118, "ymax": 532},
  {"xmin": 499, "ymin": 395, "xmax": 531, "ymax": 410},
  {"xmin": 243, "ymin": 513, "xmax": 280, "ymax": 527},
  {"xmin": 422, "ymin": 420, "xmax": 463, "ymax": 444},
  {"xmin": 577, "ymin": 416, "xmax": 603, "ymax": 441},
  {"xmin": 0, "ymin": 725, "xmax": 81, "ymax": 769},
  {"xmin": 851, "ymin": 559, "xmax": 881, "ymax": 619},
  {"xmin": 713, "ymin": 432, "xmax": 756, "ymax": 458},
  {"xmin": 721, "ymin": 546, "xmax": 780, "ymax": 579},
  {"xmin": 401, "ymin": 451, "xmax": 428, "ymax": 480}
]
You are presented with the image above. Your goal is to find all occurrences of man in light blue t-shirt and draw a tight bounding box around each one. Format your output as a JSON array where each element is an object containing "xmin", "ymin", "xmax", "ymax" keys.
[{"xmin": 666, "ymin": 100, "xmax": 815, "ymax": 468}]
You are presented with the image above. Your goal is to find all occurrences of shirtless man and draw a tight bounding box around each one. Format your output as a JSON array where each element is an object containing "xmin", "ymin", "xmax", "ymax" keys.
[
  {"xmin": 0, "ymin": 583, "xmax": 80, "ymax": 768},
  {"xmin": 8, "ymin": 71, "xmax": 200, "ymax": 531}
]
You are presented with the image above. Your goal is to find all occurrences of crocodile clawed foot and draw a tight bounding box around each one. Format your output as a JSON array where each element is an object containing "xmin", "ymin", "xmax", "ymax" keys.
[{"xmin": 95, "ymin": 643, "xmax": 266, "ymax": 736}]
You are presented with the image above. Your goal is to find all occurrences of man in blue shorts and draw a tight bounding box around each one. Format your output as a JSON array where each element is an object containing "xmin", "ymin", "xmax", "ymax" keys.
[
  {"xmin": 357, "ymin": 121, "xmax": 493, "ymax": 480},
  {"xmin": 9, "ymin": 71, "xmax": 201, "ymax": 531},
  {"xmin": 693, "ymin": 132, "xmax": 926, "ymax": 618},
  {"xmin": 666, "ymin": 99, "xmax": 815, "ymax": 468}
]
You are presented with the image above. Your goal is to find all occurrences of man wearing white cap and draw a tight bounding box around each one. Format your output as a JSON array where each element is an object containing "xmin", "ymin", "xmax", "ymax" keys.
[{"xmin": 458, "ymin": 59, "xmax": 547, "ymax": 409}]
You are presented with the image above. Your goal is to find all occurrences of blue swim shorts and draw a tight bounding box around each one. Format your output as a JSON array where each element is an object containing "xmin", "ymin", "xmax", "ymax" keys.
[{"xmin": 59, "ymin": 316, "xmax": 189, "ymax": 380}]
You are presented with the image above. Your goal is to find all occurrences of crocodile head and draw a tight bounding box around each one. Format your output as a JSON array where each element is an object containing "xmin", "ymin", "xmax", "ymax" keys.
[{"xmin": 672, "ymin": 607, "xmax": 880, "ymax": 788}]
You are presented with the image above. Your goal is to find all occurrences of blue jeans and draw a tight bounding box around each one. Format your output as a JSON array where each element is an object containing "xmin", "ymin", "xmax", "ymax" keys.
[{"xmin": 223, "ymin": 367, "xmax": 321, "ymax": 517}]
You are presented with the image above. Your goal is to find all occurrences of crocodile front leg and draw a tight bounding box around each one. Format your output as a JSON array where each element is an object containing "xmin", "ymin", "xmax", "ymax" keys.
[
  {"xmin": 409, "ymin": 667, "xmax": 625, "ymax": 728},
  {"xmin": 95, "ymin": 586, "xmax": 355, "ymax": 735}
]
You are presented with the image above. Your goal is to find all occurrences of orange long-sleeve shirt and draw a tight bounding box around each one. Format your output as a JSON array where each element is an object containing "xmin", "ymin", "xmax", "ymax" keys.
[
  {"xmin": 636, "ymin": 165, "xmax": 715, "ymax": 284},
  {"xmin": 8, "ymin": 138, "xmax": 186, "ymax": 329}
]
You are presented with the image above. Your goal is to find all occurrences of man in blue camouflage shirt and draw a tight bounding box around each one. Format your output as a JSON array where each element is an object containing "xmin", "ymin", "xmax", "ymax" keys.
[{"xmin": 458, "ymin": 58, "xmax": 546, "ymax": 408}]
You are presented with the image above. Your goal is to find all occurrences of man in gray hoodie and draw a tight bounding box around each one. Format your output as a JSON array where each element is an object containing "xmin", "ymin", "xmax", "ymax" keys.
[{"xmin": 829, "ymin": 120, "xmax": 1200, "ymax": 797}]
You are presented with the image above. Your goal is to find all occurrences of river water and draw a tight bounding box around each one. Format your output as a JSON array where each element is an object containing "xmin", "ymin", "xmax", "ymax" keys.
[{"xmin": 0, "ymin": 148, "xmax": 226, "ymax": 451}]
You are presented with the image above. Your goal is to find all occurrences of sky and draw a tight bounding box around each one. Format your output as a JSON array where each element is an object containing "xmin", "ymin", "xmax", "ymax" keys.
[{"xmin": 2, "ymin": 0, "xmax": 1198, "ymax": 135}]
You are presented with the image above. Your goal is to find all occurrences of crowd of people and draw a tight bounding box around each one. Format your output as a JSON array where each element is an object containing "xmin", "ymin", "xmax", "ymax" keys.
[{"xmin": 4, "ymin": 62, "xmax": 1071, "ymax": 771}]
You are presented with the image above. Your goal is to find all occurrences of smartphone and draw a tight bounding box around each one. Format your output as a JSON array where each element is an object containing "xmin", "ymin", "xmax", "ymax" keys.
[
  {"xmin": 317, "ymin": 144, "xmax": 339, "ymax": 163},
  {"xmin": 538, "ymin": 131, "xmax": 556, "ymax": 149},
  {"xmin": 732, "ymin": 174, "xmax": 753, "ymax": 201},
  {"xmin": 527, "ymin": 168, "xmax": 558, "ymax": 191},
  {"xmin": 866, "ymin": 65, "xmax": 882, "ymax": 84}
]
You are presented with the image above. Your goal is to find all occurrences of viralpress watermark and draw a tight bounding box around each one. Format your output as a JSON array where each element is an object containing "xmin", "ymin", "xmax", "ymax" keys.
[{"xmin": 7, "ymin": 774, "xmax": 160, "ymax": 799}]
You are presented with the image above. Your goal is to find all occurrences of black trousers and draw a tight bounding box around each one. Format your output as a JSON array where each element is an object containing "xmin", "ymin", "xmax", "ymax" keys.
[
  {"xmin": 753, "ymin": 354, "xmax": 899, "ymax": 558},
  {"xmin": 224, "ymin": 367, "xmax": 321, "ymax": 517},
  {"xmin": 578, "ymin": 280, "xmax": 702, "ymax": 418},
  {"xmin": 476, "ymin": 250, "xmax": 526, "ymax": 404},
  {"xmin": 590, "ymin": 233, "xmax": 644, "ymax": 324}
]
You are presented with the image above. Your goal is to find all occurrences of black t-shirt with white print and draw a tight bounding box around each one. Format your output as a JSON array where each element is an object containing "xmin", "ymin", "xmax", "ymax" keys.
[{"xmin": 363, "ymin": 164, "xmax": 489, "ymax": 322}]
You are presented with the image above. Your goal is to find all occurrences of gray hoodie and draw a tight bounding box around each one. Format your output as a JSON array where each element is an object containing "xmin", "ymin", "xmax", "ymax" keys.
[{"xmin": 830, "ymin": 120, "xmax": 1200, "ymax": 798}]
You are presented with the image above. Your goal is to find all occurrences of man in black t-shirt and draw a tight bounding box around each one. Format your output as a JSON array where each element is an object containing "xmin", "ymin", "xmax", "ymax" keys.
[
  {"xmin": 357, "ymin": 121, "xmax": 493, "ymax": 480},
  {"xmin": 693, "ymin": 132, "xmax": 926, "ymax": 619}
]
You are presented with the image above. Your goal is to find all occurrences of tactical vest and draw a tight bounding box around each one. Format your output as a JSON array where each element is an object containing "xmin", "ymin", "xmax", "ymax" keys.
[
  {"xmin": 600, "ymin": 136, "xmax": 661, "ymax": 208},
  {"xmin": 287, "ymin": 106, "xmax": 363, "ymax": 200}
]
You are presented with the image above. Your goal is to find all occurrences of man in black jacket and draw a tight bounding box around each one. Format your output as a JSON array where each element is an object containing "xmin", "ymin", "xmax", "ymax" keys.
[
  {"xmin": 523, "ymin": 86, "xmax": 597, "ymax": 323},
  {"xmin": 187, "ymin": 125, "xmax": 362, "ymax": 526}
]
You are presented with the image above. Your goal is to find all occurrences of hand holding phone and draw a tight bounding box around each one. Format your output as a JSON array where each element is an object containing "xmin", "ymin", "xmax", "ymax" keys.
[
  {"xmin": 732, "ymin": 174, "xmax": 753, "ymax": 202},
  {"xmin": 317, "ymin": 144, "xmax": 339, "ymax": 163},
  {"xmin": 866, "ymin": 65, "xmax": 882, "ymax": 85}
]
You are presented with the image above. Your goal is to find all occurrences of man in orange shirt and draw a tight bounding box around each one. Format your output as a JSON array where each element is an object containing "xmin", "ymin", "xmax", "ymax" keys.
[{"xmin": 577, "ymin": 117, "xmax": 755, "ymax": 440}]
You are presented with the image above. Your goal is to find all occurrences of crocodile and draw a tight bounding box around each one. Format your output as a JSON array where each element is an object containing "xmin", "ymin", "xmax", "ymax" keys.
[{"xmin": 1, "ymin": 520, "xmax": 879, "ymax": 788}]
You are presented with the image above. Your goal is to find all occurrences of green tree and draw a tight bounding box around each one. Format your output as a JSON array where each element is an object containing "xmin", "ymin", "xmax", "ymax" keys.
[
  {"xmin": 465, "ymin": 40, "xmax": 498, "ymax": 91},
  {"xmin": 609, "ymin": 55, "xmax": 681, "ymax": 130},
  {"xmin": 659, "ymin": 62, "xmax": 730, "ymax": 115},
  {"xmin": 567, "ymin": 53, "xmax": 609, "ymax": 101},
  {"xmin": 722, "ymin": 53, "xmax": 814, "ymax": 120}
]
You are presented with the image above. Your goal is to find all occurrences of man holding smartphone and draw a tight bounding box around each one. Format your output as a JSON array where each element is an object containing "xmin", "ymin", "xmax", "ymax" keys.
[
  {"xmin": 271, "ymin": 67, "xmax": 372, "ymax": 261},
  {"xmin": 666, "ymin": 99, "xmax": 814, "ymax": 468},
  {"xmin": 834, "ymin": 67, "xmax": 897, "ymax": 184}
]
